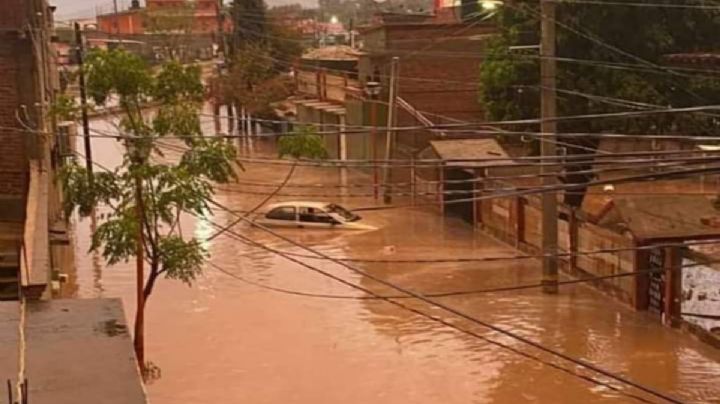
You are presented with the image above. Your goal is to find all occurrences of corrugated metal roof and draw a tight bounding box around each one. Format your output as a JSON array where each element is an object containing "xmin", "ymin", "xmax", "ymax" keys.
[
  {"xmin": 429, "ymin": 138, "xmax": 512, "ymax": 167},
  {"xmin": 302, "ymin": 46, "xmax": 360, "ymax": 61},
  {"xmin": 597, "ymin": 195, "xmax": 720, "ymax": 241}
]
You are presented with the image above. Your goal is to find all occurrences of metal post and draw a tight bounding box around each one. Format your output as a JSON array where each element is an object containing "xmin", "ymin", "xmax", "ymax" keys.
[
  {"xmin": 371, "ymin": 100, "xmax": 379, "ymax": 201},
  {"xmin": 410, "ymin": 155, "xmax": 416, "ymax": 206},
  {"xmin": 113, "ymin": 0, "xmax": 119, "ymax": 36},
  {"xmin": 339, "ymin": 115, "xmax": 348, "ymax": 196},
  {"xmin": 74, "ymin": 23, "xmax": 94, "ymax": 187},
  {"xmin": 383, "ymin": 57, "xmax": 399, "ymax": 204},
  {"xmin": 540, "ymin": 0, "xmax": 559, "ymax": 294},
  {"xmin": 217, "ymin": 0, "xmax": 225, "ymax": 57}
]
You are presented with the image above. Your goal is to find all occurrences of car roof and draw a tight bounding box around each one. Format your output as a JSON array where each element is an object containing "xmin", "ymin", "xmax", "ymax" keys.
[{"xmin": 266, "ymin": 201, "xmax": 331, "ymax": 210}]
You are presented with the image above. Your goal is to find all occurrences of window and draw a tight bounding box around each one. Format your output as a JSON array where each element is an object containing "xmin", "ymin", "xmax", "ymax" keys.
[
  {"xmin": 267, "ymin": 206, "xmax": 296, "ymax": 221},
  {"xmin": 326, "ymin": 204, "xmax": 358, "ymax": 222},
  {"xmin": 299, "ymin": 207, "xmax": 336, "ymax": 224}
]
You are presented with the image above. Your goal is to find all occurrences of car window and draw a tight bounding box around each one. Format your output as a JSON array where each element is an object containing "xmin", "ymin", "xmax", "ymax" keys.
[
  {"xmin": 326, "ymin": 204, "xmax": 359, "ymax": 222},
  {"xmin": 266, "ymin": 206, "xmax": 296, "ymax": 221},
  {"xmin": 299, "ymin": 207, "xmax": 336, "ymax": 224}
]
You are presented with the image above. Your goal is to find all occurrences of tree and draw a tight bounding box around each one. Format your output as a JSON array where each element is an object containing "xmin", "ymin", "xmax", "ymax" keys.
[
  {"xmin": 479, "ymin": 1, "xmax": 720, "ymax": 207},
  {"xmin": 59, "ymin": 49, "xmax": 237, "ymax": 372},
  {"xmin": 278, "ymin": 125, "xmax": 329, "ymax": 159}
]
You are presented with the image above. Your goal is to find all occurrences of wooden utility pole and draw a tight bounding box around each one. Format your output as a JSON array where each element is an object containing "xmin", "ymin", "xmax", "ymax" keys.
[
  {"xmin": 217, "ymin": 0, "xmax": 225, "ymax": 57},
  {"xmin": 74, "ymin": 23, "xmax": 94, "ymax": 186},
  {"xmin": 383, "ymin": 57, "xmax": 399, "ymax": 204},
  {"xmin": 540, "ymin": 0, "xmax": 559, "ymax": 294}
]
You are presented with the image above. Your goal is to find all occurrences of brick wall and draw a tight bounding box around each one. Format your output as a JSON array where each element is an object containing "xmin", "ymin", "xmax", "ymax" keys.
[
  {"xmin": 359, "ymin": 22, "xmax": 495, "ymax": 155},
  {"xmin": 0, "ymin": 37, "xmax": 29, "ymax": 198},
  {"xmin": 0, "ymin": 0, "xmax": 26, "ymax": 31}
]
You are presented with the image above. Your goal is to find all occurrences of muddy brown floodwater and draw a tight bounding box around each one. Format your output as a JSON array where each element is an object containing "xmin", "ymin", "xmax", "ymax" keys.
[{"xmin": 65, "ymin": 116, "xmax": 720, "ymax": 403}]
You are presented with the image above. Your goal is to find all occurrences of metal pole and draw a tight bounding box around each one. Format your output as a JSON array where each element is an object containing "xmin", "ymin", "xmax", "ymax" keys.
[
  {"xmin": 339, "ymin": 115, "xmax": 348, "ymax": 195},
  {"xmin": 217, "ymin": 0, "xmax": 224, "ymax": 58},
  {"xmin": 371, "ymin": 100, "xmax": 379, "ymax": 200},
  {"xmin": 74, "ymin": 23, "xmax": 94, "ymax": 187},
  {"xmin": 540, "ymin": 0, "xmax": 559, "ymax": 294},
  {"xmin": 383, "ymin": 57, "xmax": 399, "ymax": 204},
  {"xmin": 410, "ymin": 155, "xmax": 416, "ymax": 206}
]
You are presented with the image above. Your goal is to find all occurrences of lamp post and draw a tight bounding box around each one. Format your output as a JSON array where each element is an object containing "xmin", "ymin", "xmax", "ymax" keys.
[{"xmin": 365, "ymin": 81, "xmax": 382, "ymax": 201}]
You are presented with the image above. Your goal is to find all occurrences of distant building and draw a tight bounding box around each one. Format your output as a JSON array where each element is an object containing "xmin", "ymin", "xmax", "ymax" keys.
[
  {"xmin": 287, "ymin": 2, "xmax": 496, "ymax": 165},
  {"xmin": 96, "ymin": 0, "xmax": 222, "ymax": 35}
]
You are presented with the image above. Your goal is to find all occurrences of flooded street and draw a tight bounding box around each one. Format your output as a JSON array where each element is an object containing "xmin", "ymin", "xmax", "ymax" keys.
[{"xmin": 65, "ymin": 117, "xmax": 720, "ymax": 403}]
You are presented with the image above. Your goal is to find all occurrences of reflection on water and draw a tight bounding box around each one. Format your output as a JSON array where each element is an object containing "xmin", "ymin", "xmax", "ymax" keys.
[{"xmin": 67, "ymin": 117, "xmax": 720, "ymax": 403}]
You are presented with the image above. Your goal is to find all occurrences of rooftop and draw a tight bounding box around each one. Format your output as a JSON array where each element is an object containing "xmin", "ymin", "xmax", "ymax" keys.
[
  {"xmin": 302, "ymin": 46, "xmax": 359, "ymax": 61},
  {"xmin": 595, "ymin": 195, "xmax": 720, "ymax": 241},
  {"xmin": 429, "ymin": 138, "xmax": 512, "ymax": 168},
  {"xmin": 0, "ymin": 299, "xmax": 147, "ymax": 404}
]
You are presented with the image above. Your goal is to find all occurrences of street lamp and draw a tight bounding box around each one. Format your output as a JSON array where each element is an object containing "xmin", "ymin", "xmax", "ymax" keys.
[
  {"xmin": 480, "ymin": 0, "xmax": 501, "ymax": 10},
  {"xmin": 365, "ymin": 81, "xmax": 382, "ymax": 200}
]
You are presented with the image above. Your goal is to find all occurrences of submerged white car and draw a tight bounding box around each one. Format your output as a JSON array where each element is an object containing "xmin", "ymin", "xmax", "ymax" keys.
[{"xmin": 255, "ymin": 201, "xmax": 377, "ymax": 231}]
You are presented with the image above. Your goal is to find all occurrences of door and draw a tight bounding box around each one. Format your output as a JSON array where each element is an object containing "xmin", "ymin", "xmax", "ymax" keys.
[
  {"xmin": 265, "ymin": 206, "xmax": 298, "ymax": 227},
  {"xmin": 298, "ymin": 207, "xmax": 337, "ymax": 228}
]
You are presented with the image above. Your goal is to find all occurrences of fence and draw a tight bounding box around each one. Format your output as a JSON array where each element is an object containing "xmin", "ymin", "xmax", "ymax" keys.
[{"xmin": 425, "ymin": 176, "xmax": 641, "ymax": 306}]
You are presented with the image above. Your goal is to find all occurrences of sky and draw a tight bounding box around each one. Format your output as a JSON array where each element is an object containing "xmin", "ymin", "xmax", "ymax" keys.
[{"xmin": 53, "ymin": 0, "xmax": 317, "ymax": 20}]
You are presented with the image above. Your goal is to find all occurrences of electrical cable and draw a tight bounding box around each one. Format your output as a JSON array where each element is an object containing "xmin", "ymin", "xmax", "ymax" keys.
[{"xmin": 207, "ymin": 198, "xmax": 683, "ymax": 404}]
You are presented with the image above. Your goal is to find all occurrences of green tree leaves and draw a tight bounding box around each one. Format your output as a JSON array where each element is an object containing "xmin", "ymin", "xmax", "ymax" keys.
[
  {"xmin": 60, "ymin": 48, "xmax": 237, "ymax": 301},
  {"xmin": 85, "ymin": 48, "xmax": 152, "ymax": 106},
  {"xmin": 278, "ymin": 126, "xmax": 329, "ymax": 160},
  {"xmin": 479, "ymin": 0, "xmax": 720, "ymax": 136}
]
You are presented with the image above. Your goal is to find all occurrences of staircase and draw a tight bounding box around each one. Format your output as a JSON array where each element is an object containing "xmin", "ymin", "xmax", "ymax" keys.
[{"xmin": 0, "ymin": 247, "xmax": 19, "ymax": 301}]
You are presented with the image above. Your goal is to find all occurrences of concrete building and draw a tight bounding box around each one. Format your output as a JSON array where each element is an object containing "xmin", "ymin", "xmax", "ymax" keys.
[
  {"xmin": 287, "ymin": 4, "xmax": 496, "ymax": 191},
  {"xmin": 97, "ymin": 0, "xmax": 222, "ymax": 35}
]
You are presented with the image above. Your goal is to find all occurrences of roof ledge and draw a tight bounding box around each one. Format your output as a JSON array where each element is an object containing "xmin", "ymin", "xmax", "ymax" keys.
[{"xmin": 20, "ymin": 160, "xmax": 49, "ymax": 300}]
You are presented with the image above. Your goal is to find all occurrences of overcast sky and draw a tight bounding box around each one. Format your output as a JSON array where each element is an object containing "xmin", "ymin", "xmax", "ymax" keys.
[{"xmin": 53, "ymin": 0, "xmax": 317, "ymax": 20}]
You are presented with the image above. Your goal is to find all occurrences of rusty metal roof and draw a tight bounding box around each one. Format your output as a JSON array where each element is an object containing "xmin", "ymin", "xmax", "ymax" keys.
[
  {"xmin": 597, "ymin": 195, "xmax": 720, "ymax": 241},
  {"xmin": 302, "ymin": 46, "xmax": 359, "ymax": 61},
  {"xmin": 429, "ymin": 138, "xmax": 512, "ymax": 168}
]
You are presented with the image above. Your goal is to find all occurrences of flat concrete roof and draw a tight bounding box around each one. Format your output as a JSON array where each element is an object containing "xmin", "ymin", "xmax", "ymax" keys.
[{"xmin": 2, "ymin": 299, "xmax": 148, "ymax": 404}]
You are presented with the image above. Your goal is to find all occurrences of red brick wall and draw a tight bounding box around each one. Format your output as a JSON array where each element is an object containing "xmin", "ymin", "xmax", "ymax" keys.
[
  {"xmin": 0, "ymin": 0, "xmax": 25, "ymax": 31},
  {"xmin": 98, "ymin": 12, "xmax": 145, "ymax": 35},
  {"xmin": 0, "ymin": 37, "xmax": 28, "ymax": 196},
  {"xmin": 359, "ymin": 22, "xmax": 495, "ymax": 154}
]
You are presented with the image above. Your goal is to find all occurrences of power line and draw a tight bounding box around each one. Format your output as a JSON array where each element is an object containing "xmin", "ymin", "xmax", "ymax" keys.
[
  {"xmin": 210, "ymin": 246, "xmax": 720, "ymax": 300},
  {"xmin": 207, "ymin": 198, "xmax": 682, "ymax": 403},
  {"xmin": 70, "ymin": 149, "xmax": 720, "ymax": 273},
  {"xmin": 550, "ymin": 0, "xmax": 720, "ymax": 10}
]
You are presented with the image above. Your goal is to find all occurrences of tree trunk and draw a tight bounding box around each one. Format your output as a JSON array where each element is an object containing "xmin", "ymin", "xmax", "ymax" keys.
[{"xmin": 134, "ymin": 176, "xmax": 146, "ymax": 375}]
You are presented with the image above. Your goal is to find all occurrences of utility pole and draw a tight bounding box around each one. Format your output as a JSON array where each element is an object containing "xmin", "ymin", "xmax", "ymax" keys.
[
  {"xmin": 540, "ymin": 0, "xmax": 559, "ymax": 294},
  {"xmin": 217, "ymin": 0, "xmax": 225, "ymax": 58},
  {"xmin": 74, "ymin": 23, "xmax": 94, "ymax": 186},
  {"xmin": 113, "ymin": 0, "xmax": 119, "ymax": 38},
  {"xmin": 383, "ymin": 57, "xmax": 399, "ymax": 204}
]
